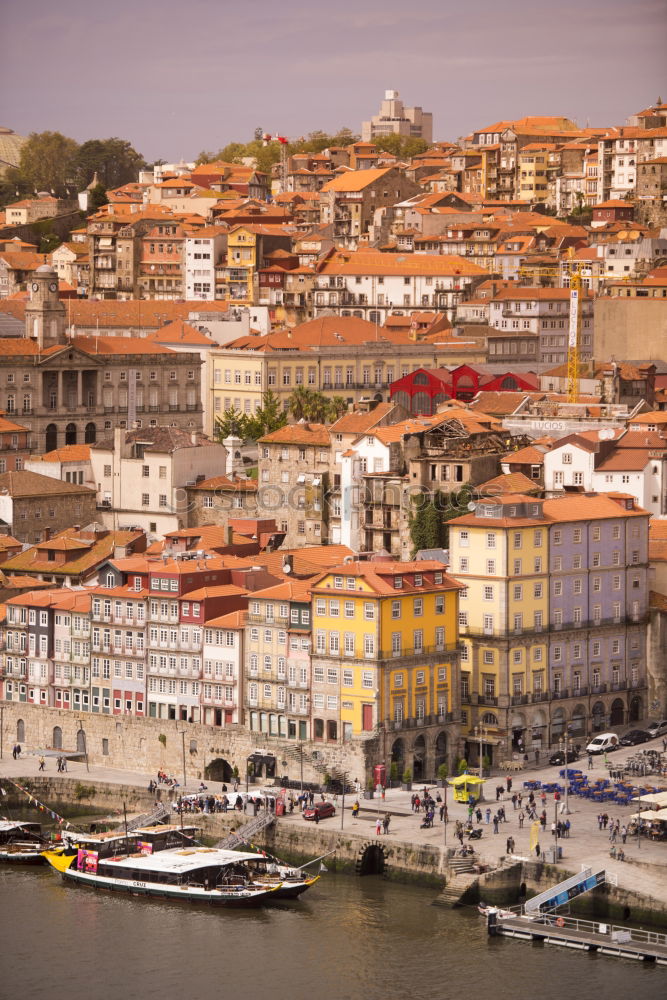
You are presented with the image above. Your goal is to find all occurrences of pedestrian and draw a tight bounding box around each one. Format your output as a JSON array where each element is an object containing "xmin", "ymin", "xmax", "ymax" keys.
[
  {"xmin": 439, "ymin": 802, "xmax": 448, "ymax": 822},
  {"xmin": 475, "ymin": 807, "xmax": 482, "ymax": 824},
  {"xmin": 506, "ymin": 776, "xmax": 512, "ymax": 793},
  {"xmin": 376, "ymin": 818, "xmax": 382, "ymax": 836},
  {"xmin": 518, "ymin": 811, "xmax": 525, "ymax": 829},
  {"xmin": 540, "ymin": 790, "xmax": 547, "ymax": 808},
  {"xmin": 485, "ymin": 807, "xmax": 491, "ymax": 824},
  {"xmin": 12, "ymin": 744, "xmax": 17, "ymax": 760},
  {"xmin": 314, "ymin": 810, "xmax": 320, "ymax": 825},
  {"xmin": 597, "ymin": 813, "xmax": 603, "ymax": 831},
  {"xmin": 511, "ymin": 793, "xmax": 518, "ymax": 810},
  {"xmin": 509, "ymin": 837, "xmax": 515, "ymax": 854},
  {"xmin": 535, "ymin": 843, "xmax": 541, "ymax": 859},
  {"xmin": 495, "ymin": 785, "xmax": 501, "ymax": 802},
  {"xmin": 414, "ymin": 795, "xmax": 421, "ymax": 813},
  {"xmin": 517, "ymin": 793, "xmax": 523, "ymax": 808},
  {"xmin": 383, "ymin": 812, "xmax": 391, "ymax": 835},
  {"xmin": 540, "ymin": 810, "xmax": 547, "ymax": 828},
  {"xmin": 15, "ymin": 744, "xmax": 21, "ymax": 759},
  {"xmin": 588, "ymin": 753, "xmax": 594, "ymax": 769},
  {"xmin": 506, "ymin": 836, "xmax": 512, "ymax": 854},
  {"xmin": 352, "ymin": 800, "xmax": 360, "ymax": 820},
  {"xmin": 493, "ymin": 815, "xmax": 499, "ymax": 834},
  {"xmin": 411, "ymin": 793, "xmax": 417, "ymax": 812},
  {"xmin": 38, "ymin": 755, "xmax": 45, "ymax": 771},
  {"xmin": 621, "ymin": 825, "xmax": 627, "ymax": 844},
  {"xmin": 564, "ymin": 819, "xmax": 570, "ymax": 838}
]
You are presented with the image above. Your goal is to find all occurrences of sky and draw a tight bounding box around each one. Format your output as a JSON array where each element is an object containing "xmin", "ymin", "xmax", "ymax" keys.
[{"xmin": 1, "ymin": 0, "xmax": 666, "ymax": 164}]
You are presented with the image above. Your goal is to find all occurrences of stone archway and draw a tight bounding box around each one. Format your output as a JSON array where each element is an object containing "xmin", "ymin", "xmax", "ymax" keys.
[
  {"xmin": 570, "ymin": 705, "xmax": 587, "ymax": 739},
  {"xmin": 412, "ymin": 734, "xmax": 426, "ymax": 781},
  {"xmin": 510, "ymin": 712, "xmax": 526, "ymax": 750},
  {"xmin": 52, "ymin": 726, "xmax": 63, "ymax": 749},
  {"xmin": 530, "ymin": 709, "xmax": 547, "ymax": 747},
  {"xmin": 76, "ymin": 729, "xmax": 86, "ymax": 753},
  {"xmin": 391, "ymin": 738, "xmax": 406, "ymax": 775},
  {"xmin": 356, "ymin": 842, "xmax": 388, "ymax": 877},
  {"xmin": 17, "ymin": 719, "xmax": 25, "ymax": 743},
  {"xmin": 551, "ymin": 707, "xmax": 566, "ymax": 741},
  {"xmin": 205, "ymin": 758, "xmax": 234, "ymax": 783},
  {"xmin": 610, "ymin": 698, "xmax": 625, "ymax": 727},
  {"xmin": 629, "ymin": 696, "xmax": 642, "ymax": 723}
]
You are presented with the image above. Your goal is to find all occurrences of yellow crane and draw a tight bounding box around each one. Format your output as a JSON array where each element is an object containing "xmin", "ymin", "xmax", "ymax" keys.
[{"xmin": 517, "ymin": 248, "xmax": 589, "ymax": 405}]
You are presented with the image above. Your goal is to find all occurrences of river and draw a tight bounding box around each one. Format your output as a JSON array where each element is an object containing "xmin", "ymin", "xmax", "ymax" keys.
[{"xmin": 1, "ymin": 867, "xmax": 665, "ymax": 1000}]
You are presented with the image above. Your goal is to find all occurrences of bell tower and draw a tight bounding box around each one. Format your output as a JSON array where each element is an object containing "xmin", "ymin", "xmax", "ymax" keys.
[{"xmin": 25, "ymin": 264, "xmax": 66, "ymax": 350}]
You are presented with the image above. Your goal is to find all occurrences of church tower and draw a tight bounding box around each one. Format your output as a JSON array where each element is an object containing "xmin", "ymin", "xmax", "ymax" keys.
[{"xmin": 24, "ymin": 264, "xmax": 66, "ymax": 350}]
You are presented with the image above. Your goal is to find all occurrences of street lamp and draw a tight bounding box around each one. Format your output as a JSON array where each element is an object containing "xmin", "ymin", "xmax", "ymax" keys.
[
  {"xmin": 475, "ymin": 724, "xmax": 488, "ymax": 781},
  {"xmin": 559, "ymin": 733, "xmax": 570, "ymax": 815}
]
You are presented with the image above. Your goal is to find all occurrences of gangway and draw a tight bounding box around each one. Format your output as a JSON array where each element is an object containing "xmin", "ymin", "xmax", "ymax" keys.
[
  {"xmin": 524, "ymin": 866, "xmax": 607, "ymax": 913},
  {"xmin": 111, "ymin": 802, "xmax": 171, "ymax": 834},
  {"xmin": 215, "ymin": 810, "xmax": 275, "ymax": 850}
]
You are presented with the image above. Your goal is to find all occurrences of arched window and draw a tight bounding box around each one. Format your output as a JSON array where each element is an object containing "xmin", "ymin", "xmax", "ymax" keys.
[
  {"xmin": 314, "ymin": 718, "xmax": 324, "ymax": 740},
  {"xmin": 45, "ymin": 424, "xmax": 57, "ymax": 452},
  {"xmin": 16, "ymin": 719, "xmax": 25, "ymax": 743},
  {"xmin": 84, "ymin": 422, "xmax": 96, "ymax": 444},
  {"xmin": 65, "ymin": 423, "xmax": 77, "ymax": 445},
  {"xmin": 52, "ymin": 726, "xmax": 63, "ymax": 749},
  {"xmin": 482, "ymin": 712, "xmax": 498, "ymax": 725}
]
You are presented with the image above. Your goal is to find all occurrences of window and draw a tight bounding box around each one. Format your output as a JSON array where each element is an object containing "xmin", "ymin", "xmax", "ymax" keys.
[
  {"xmin": 483, "ymin": 585, "xmax": 494, "ymax": 601},
  {"xmin": 486, "ymin": 532, "xmax": 496, "ymax": 548},
  {"xmin": 413, "ymin": 598, "xmax": 423, "ymax": 617}
]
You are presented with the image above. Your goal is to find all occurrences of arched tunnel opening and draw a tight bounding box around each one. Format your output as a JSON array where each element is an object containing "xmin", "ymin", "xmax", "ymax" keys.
[{"xmin": 357, "ymin": 844, "xmax": 387, "ymax": 876}]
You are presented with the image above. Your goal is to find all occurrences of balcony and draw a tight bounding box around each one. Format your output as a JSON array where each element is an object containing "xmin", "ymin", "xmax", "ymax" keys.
[
  {"xmin": 377, "ymin": 642, "xmax": 461, "ymax": 662},
  {"xmin": 591, "ymin": 683, "xmax": 607, "ymax": 695},
  {"xmin": 531, "ymin": 692, "xmax": 549, "ymax": 703},
  {"xmin": 478, "ymin": 695, "xmax": 498, "ymax": 706},
  {"xmin": 510, "ymin": 694, "xmax": 529, "ymax": 705}
]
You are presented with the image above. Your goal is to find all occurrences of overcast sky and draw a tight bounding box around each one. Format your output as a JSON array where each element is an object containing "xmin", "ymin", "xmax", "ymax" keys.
[{"xmin": 1, "ymin": 0, "xmax": 665, "ymax": 163}]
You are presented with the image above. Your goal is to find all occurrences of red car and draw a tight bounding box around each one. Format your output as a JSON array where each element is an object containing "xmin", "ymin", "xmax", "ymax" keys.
[{"xmin": 303, "ymin": 801, "xmax": 336, "ymax": 821}]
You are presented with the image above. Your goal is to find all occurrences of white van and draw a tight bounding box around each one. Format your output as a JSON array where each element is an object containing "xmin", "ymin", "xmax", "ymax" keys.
[{"xmin": 586, "ymin": 732, "xmax": 619, "ymax": 755}]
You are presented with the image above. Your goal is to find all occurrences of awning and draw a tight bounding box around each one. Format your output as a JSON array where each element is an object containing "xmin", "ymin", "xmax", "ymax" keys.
[{"xmin": 448, "ymin": 774, "xmax": 485, "ymax": 787}]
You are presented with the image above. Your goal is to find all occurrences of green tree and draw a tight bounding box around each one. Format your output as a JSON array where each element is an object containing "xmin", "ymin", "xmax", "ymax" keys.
[
  {"xmin": 86, "ymin": 183, "xmax": 109, "ymax": 215},
  {"xmin": 325, "ymin": 396, "xmax": 348, "ymax": 422},
  {"xmin": 244, "ymin": 390, "xmax": 287, "ymax": 440},
  {"xmin": 75, "ymin": 138, "xmax": 146, "ymax": 189},
  {"xmin": 288, "ymin": 386, "xmax": 317, "ymax": 421},
  {"xmin": 39, "ymin": 233, "xmax": 61, "ymax": 254},
  {"xmin": 214, "ymin": 408, "xmax": 248, "ymax": 442},
  {"xmin": 16, "ymin": 130, "xmax": 79, "ymax": 196}
]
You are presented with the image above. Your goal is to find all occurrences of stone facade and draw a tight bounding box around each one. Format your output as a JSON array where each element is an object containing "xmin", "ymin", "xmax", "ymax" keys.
[{"xmin": 0, "ymin": 473, "xmax": 98, "ymax": 544}]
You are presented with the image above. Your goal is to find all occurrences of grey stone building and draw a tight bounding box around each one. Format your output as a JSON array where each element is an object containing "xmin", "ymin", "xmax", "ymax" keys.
[
  {"xmin": 0, "ymin": 265, "xmax": 204, "ymax": 455},
  {"xmin": 0, "ymin": 470, "xmax": 97, "ymax": 544}
]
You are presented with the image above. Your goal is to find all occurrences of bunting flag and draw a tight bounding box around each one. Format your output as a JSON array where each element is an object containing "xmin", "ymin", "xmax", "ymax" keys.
[
  {"xmin": 5, "ymin": 779, "xmax": 73, "ymax": 829},
  {"xmin": 529, "ymin": 820, "xmax": 541, "ymax": 853}
]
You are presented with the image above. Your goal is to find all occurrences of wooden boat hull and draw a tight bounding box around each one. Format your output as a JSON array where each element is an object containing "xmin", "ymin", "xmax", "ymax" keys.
[
  {"xmin": 0, "ymin": 848, "xmax": 45, "ymax": 865},
  {"xmin": 270, "ymin": 875, "xmax": 320, "ymax": 899}
]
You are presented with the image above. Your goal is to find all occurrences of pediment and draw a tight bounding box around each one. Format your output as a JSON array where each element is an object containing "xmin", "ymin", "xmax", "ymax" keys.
[{"xmin": 36, "ymin": 345, "xmax": 107, "ymax": 368}]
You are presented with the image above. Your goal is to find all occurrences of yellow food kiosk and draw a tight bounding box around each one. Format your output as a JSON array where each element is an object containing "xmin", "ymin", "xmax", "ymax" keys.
[{"xmin": 448, "ymin": 774, "xmax": 485, "ymax": 803}]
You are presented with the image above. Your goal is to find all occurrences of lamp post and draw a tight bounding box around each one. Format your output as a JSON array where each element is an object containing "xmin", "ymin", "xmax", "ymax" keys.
[
  {"xmin": 179, "ymin": 730, "xmax": 186, "ymax": 791},
  {"xmin": 475, "ymin": 724, "xmax": 487, "ymax": 781},
  {"xmin": 559, "ymin": 733, "xmax": 570, "ymax": 815}
]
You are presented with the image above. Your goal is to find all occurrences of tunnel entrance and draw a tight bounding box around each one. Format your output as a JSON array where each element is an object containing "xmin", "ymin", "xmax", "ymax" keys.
[
  {"xmin": 356, "ymin": 843, "xmax": 387, "ymax": 876},
  {"xmin": 205, "ymin": 758, "xmax": 234, "ymax": 783}
]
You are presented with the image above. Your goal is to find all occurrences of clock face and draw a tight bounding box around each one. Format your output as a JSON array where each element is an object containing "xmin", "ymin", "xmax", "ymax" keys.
[
  {"xmin": 49, "ymin": 282, "xmax": 58, "ymax": 292},
  {"xmin": 32, "ymin": 282, "xmax": 39, "ymax": 292}
]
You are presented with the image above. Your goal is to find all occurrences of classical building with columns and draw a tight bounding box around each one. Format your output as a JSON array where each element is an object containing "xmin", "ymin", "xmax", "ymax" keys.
[{"xmin": 0, "ymin": 265, "xmax": 204, "ymax": 454}]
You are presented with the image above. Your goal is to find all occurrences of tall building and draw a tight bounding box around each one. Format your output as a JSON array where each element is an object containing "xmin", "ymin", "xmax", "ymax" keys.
[
  {"xmin": 448, "ymin": 492, "xmax": 650, "ymax": 763},
  {"xmin": 362, "ymin": 90, "xmax": 433, "ymax": 145}
]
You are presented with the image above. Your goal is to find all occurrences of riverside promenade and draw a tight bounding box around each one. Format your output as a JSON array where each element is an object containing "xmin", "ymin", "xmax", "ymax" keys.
[{"xmin": 1, "ymin": 746, "xmax": 666, "ymax": 904}]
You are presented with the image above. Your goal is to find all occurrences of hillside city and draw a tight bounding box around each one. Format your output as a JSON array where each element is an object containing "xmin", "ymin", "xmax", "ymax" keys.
[{"xmin": 0, "ymin": 91, "xmax": 666, "ymax": 786}]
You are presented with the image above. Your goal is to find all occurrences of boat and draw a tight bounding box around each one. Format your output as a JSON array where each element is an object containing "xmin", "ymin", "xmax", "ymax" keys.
[
  {"xmin": 42, "ymin": 844, "xmax": 284, "ymax": 906},
  {"xmin": 243, "ymin": 853, "xmax": 320, "ymax": 899},
  {"xmin": 0, "ymin": 821, "xmax": 48, "ymax": 864}
]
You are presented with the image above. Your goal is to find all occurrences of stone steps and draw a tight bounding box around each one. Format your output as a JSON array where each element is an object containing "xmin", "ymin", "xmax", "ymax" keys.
[{"xmin": 433, "ymin": 870, "xmax": 480, "ymax": 908}]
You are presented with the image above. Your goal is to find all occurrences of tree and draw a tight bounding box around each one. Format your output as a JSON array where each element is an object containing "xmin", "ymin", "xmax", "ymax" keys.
[
  {"xmin": 39, "ymin": 233, "xmax": 61, "ymax": 254},
  {"xmin": 244, "ymin": 390, "xmax": 287, "ymax": 440},
  {"xmin": 16, "ymin": 131, "xmax": 79, "ymax": 196},
  {"xmin": 75, "ymin": 138, "xmax": 146, "ymax": 189},
  {"xmin": 214, "ymin": 407, "xmax": 248, "ymax": 442},
  {"xmin": 325, "ymin": 396, "xmax": 348, "ymax": 422},
  {"xmin": 288, "ymin": 386, "xmax": 316, "ymax": 421},
  {"xmin": 86, "ymin": 183, "xmax": 109, "ymax": 215}
]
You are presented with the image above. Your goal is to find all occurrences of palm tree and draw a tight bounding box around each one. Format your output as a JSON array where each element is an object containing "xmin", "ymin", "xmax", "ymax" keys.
[
  {"xmin": 325, "ymin": 396, "xmax": 348, "ymax": 422},
  {"xmin": 288, "ymin": 386, "xmax": 315, "ymax": 421}
]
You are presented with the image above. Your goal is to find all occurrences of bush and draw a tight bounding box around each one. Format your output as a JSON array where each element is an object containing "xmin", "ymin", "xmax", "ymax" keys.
[
  {"xmin": 457, "ymin": 758, "xmax": 468, "ymax": 775},
  {"xmin": 401, "ymin": 768, "xmax": 412, "ymax": 784},
  {"xmin": 158, "ymin": 733, "xmax": 167, "ymax": 747},
  {"xmin": 482, "ymin": 754, "xmax": 491, "ymax": 771},
  {"xmin": 437, "ymin": 763, "xmax": 449, "ymax": 780},
  {"xmin": 390, "ymin": 761, "xmax": 399, "ymax": 782},
  {"xmin": 74, "ymin": 783, "xmax": 95, "ymax": 800}
]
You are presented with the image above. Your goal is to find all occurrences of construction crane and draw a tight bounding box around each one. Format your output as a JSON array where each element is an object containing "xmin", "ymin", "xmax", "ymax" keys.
[{"xmin": 517, "ymin": 248, "xmax": 592, "ymax": 405}]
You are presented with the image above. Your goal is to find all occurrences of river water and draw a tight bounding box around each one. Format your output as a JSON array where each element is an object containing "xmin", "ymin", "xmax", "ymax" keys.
[{"xmin": 1, "ymin": 867, "xmax": 664, "ymax": 1000}]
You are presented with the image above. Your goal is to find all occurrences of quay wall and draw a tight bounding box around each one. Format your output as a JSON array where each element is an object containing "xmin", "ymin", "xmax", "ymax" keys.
[{"xmin": 0, "ymin": 702, "xmax": 374, "ymax": 788}]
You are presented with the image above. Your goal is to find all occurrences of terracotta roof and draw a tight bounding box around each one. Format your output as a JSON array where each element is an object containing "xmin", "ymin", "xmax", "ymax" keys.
[
  {"xmin": 479, "ymin": 472, "xmax": 541, "ymax": 495},
  {"xmin": 180, "ymin": 583, "xmax": 248, "ymax": 600},
  {"xmin": 649, "ymin": 591, "xmax": 667, "ymax": 612},
  {"xmin": 32, "ymin": 445, "xmax": 91, "ymax": 463},
  {"xmin": 450, "ymin": 492, "xmax": 647, "ymax": 529},
  {"xmin": 311, "ymin": 559, "xmax": 461, "ymax": 597},
  {"xmin": 318, "ymin": 250, "xmax": 486, "ymax": 278},
  {"xmin": 595, "ymin": 449, "xmax": 651, "ymax": 472},
  {"xmin": 260, "ymin": 423, "xmax": 330, "ymax": 447},
  {"xmin": 249, "ymin": 579, "xmax": 313, "ymax": 602},
  {"xmin": 2, "ymin": 527, "xmax": 143, "ymax": 579},
  {"xmin": 204, "ymin": 609, "xmax": 247, "ymax": 628},
  {"xmin": 187, "ymin": 474, "xmax": 257, "ymax": 493},
  {"xmin": 93, "ymin": 427, "xmax": 216, "ymax": 454},
  {"xmin": 0, "ymin": 298, "xmax": 229, "ymax": 330},
  {"xmin": 320, "ymin": 167, "xmax": 395, "ymax": 193},
  {"xmin": 503, "ymin": 444, "xmax": 548, "ymax": 465},
  {"xmin": 0, "ymin": 415, "xmax": 29, "ymax": 435},
  {"xmin": 470, "ymin": 391, "xmax": 541, "ymax": 415},
  {"xmin": 146, "ymin": 320, "xmax": 217, "ymax": 346},
  {"xmin": 0, "ymin": 470, "xmax": 94, "ymax": 498},
  {"xmin": 328, "ymin": 402, "xmax": 396, "ymax": 435}
]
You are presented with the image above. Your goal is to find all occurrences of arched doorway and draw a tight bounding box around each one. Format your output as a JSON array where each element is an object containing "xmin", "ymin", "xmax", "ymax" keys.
[
  {"xmin": 84, "ymin": 422, "xmax": 96, "ymax": 444},
  {"xmin": 570, "ymin": 705, "xmax": 587, "ymax": 740},
  {"xmin": 510, "ymin": 712, "xmax": 526, "ymax": 751},
  {"xmin": 531, "ymin": 709, "xmax": 547, "ymax": 748},
  {"xmin": 610, "ymin": 698, "xmax": 625, "ymax": 727},
  {"xmin": 551, "ymin": 708, "xmax": 566, "ymax": 741},
  {"xmin": 205, "ymin": 758, "xmax": 234, "ymax": 783},
  {"xmin": 629, "ymin": 696, "xmax": 641, "ymax": 723},
  {"xmin": 65, "ymin": 423, "xmax": 77, "ymax": 445},
  {"xmin": 391, "ymin": 738, "xmax": 405, "ymax": 775},
  {"xmin": 52, "ymin": 726, "xmax": 63, "ymax": 749},
  {"xmin": 76, "ymin": 729, "xmax": 86, "ymax": 753},
  {"xmin": 434, "ymin": 732, "xmax": 447, "ymax": 772},
  {"xmin": 591, "ymin": 701, "xmax": 605, "ymax": 732},
  {"xmin": 357, "ymin": 843, "xmax": 387, "ymax": 876},
  {"xmin": 412, "ymin": 734, "xmax": 426, "ymax": 781},
  {"xmin": 17, "ymin": 719, "xmax": 25, "ymax": 743},
  {"xmin": 45, "ymin": 424, "xmax": 57, "ymax": 452}
]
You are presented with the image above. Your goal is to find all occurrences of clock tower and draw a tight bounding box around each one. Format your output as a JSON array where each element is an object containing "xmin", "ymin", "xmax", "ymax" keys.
[{"xmin": 25, "ymin": 264, "xmax": 66, "ymax": 350}]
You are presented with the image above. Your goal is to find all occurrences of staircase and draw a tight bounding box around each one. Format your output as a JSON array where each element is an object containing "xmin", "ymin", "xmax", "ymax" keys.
[
  {"xmin": 111, "ymin": 802, "xmax": 171, "ymax": 834},
  {"xmin": 433, "ymin": 869, "xmax": 480, "ymax": 908},
  {"xmin": 214, "ymin": 810, "xmax": 275, "ymax": 850}
]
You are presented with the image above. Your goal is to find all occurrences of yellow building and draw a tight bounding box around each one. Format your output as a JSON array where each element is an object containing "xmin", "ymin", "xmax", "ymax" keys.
[
  {"xmin": 310, "ymin": 559, "xmax": 461, "ymax": 781},
  {"xmin": 211, "ymin": 345, "xmax": 266, "ymax": 420},
  {"xmin": 225, "ymin": 225, "xmax": 294, "ymax": 305},
  {"xmin": 518, "ymin": 145, "xmax": 554, "ymax": 203},
  {"xmin": 449, "ymin": 495, "xmax": 550, "ymax": 762}
]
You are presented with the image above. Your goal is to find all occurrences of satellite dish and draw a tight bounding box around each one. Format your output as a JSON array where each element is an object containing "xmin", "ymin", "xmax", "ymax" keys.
[
  {"xmin": 282, "ymin": 561, "xmax": 292, "ymax": 574},
  {"xmin": 467, "ymin": 502, "xmax": 476, "ymax": 511}
]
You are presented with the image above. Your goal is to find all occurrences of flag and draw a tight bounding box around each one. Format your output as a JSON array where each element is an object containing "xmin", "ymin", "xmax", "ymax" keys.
[
  {"xmin": 276, "ymin": 136, "xmax": 288, "ymax": 145},
  {"xmin": 529, "ymin": 821, "xmax": 540, "ymax": 853},
  {"xmin": 319, "ymin": 862, "xmax": 328, "ymax": 873}
]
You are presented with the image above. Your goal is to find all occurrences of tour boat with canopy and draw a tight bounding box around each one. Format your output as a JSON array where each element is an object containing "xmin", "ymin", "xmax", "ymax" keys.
[{"xmin": 0, "ymin": 821, "xmax": 48, "ymax": 863}]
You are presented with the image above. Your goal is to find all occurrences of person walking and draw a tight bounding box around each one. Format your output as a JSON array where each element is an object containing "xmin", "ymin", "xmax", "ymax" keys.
[
  {"xmin": 383, "ymin": 812, "xmax": 391, "ymax": 835},
  {"xmin": 376, "ymin": 817, "xmax": 382, "ymax": 836},
  {"xmin": 492, "ymin": 814, "xmax": 499, "ymax": 834},
  {"xmin": 38, "ymin": 755, "xmax": 45, "ymax": 771},
  {"xmin": 485, "ymin": 807, "xmax": 491, "ymax": 824},
  {"xmin": 588, "ymin": 752, "xmax": 594, "ymax": 769},
  {"xmin": 621, "ymin": 825, "xmax": 627, "ymax": 844},
  {"xmin": 352, "ymin": 800, "xmax": 360, "ymax": 820},
  {"xmin": 518, "ymin": 811, "xmax": 525, "ymax": 829}
]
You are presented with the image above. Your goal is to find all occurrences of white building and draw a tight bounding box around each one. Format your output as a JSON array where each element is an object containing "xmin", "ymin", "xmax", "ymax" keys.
[
  {"xmin": 488, "ymin": 287, "xmax": 594, "ymax": 368},
  {"xmin": 202, "ymin": 609, "xmax": 245, "ymax": 727},
  {"xmin": 26, "ymin": 444, "xmax": 93, "ymax": 486},
  {"xmin": 184, "ymin": 227, "xmax": 226, "ymax": 301},
  {"xmin": 90, "ymin": 427, "xmax": 227, "ymax": 536},
  {"xmin": 362, "ymin": 89, "xmax": 433, "ymax": 144}
]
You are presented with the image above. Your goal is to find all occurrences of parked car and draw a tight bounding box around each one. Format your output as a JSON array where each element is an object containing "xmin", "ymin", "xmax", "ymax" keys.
[
  {"xmin": 548, "ymin": 748, "xmax": 580, "ymax": 765},
  {"xmin": 620, "ymin": 729, "xmax": 652, "ymax": 746},
  {"xmin": 646, "ymin": 720, "xmax": 667, "ymax": 739},
  {"xmin": 585, "ymin": 732, "xmax": 620, "ymax": 755},
  {"xmin": 303, "ymin": 801, "xmax": 335, "ymax": 821}
]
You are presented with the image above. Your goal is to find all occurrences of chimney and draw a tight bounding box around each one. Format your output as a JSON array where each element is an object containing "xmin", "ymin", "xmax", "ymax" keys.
[{"xmin": 191, "ymin": 431, "xmax": 198, "ymax": 446}]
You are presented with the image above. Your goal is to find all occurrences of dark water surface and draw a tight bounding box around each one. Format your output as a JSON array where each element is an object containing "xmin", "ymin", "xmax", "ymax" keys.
[{"xmin": 0, "ymin": 866, "xmax": 664, "ymax": 1000}]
